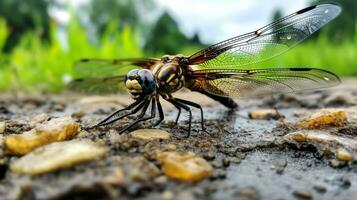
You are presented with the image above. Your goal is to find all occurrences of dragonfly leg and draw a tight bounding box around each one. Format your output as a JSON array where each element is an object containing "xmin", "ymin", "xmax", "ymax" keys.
[
  {"xmin": 175, "ymin": 98, "xmax": 205, "ymax": 131},
  {"xmin": 167, "ymin": 99, "xmax": 192, "ymax": 137},
  {"xmin": 171, "ymin": 101, "xmax": 182, "ymax": 125},
  {"xmin": 153, "ymin": 97, "xmax": 164, "ymax": 126},
  {"xmin": 118, "ymin": 98, "xmax": 156, "ymax": 134},
  {"xmin": 88, "ymin": 96, "xmax": 148, "ymax": 129}
]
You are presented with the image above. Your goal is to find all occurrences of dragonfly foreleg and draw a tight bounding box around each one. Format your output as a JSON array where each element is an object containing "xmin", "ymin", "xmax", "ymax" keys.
[
  {"xmin": 87, "ymin": 96, "xmax": 147, "ymax": 129},
  {"xmin": 153, "ymin": 97, "xmax": 164, "ymax": 126},
  {"xmin": 118, "ymin": 98, "xmax": 156, "ymax": 134}
]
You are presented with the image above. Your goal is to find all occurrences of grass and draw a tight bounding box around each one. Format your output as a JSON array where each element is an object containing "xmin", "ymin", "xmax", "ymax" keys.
[
  {"xmin": 0, "ymin": 18, "xmax": 356, "ymax": 93},
  {"xmin": 0, "ymin": 18, "xmax": 143, "ymax": 92}
]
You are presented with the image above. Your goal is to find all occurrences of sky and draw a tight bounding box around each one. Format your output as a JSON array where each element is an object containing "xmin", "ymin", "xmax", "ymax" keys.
[
  {"xmin": 55, "ymin": 0, "xmax": 310, "ymax": 44},
  {"xmin": 155, "ymin": 0, "xmax": 309, "ymax": 44}
]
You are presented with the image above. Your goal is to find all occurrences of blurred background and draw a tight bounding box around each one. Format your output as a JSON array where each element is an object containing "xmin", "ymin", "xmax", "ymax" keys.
[{"xmin": 0, "ymin": 0, "xmax": 356, "ymax": 92}]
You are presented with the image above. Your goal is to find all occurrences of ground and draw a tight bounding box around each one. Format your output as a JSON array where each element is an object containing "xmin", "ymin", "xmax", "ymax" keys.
[{"xmin": 0, "ymin": 79, "xmax": 356, "ymax": 200}]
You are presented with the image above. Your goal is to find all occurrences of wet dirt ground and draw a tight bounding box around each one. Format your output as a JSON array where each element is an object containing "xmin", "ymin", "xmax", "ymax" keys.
[{"xmin": 0, "ymin": 79, "xmax": 356, "ymax": 200}]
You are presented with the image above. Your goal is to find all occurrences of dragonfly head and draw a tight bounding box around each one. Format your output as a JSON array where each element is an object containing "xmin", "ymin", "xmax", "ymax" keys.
[{"xmin": 125, "ymin": 69, "xmax": 156, "ymax": 99}]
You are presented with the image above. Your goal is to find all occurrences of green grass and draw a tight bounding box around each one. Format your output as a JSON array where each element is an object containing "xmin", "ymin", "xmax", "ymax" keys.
[
  {"xmin": 0, "ymin": 18, "xmax": 356, "ymax": 92},
  {"xmin": 0, "ymin": 18, "xmax": 143, "ymax": 92},
  {"xmin": 255, "ymin": 33, "xmax": 357, "ymax": 76}
]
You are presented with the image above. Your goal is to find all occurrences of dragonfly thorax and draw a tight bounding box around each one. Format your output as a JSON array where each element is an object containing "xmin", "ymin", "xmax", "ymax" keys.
[
  {"xmin": 125, "ymin": 69, "xmax": 156, "ymax": 99},
  {"xmin": 153, "ymin": 56, "xmax": 185, "ymax": 94}
]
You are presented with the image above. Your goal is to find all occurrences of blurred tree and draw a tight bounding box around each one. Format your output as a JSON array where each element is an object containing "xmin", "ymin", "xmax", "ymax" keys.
[
  {"xmin": 0, "ymin": 0, "xmax": 51, "ymax": 52},
  {"xmin": 271, "ymin": 9, "xmax": 284, "ymax": 42},
  {"xmin": 144, "ymin": 12, "xmax": 203, "ymax": 55},
  {"xmin": 312, "ymin": 0, "xmax": 357, "ymax": 41},
  {"xmin": 272, "ymin": 9, "xmax": 283, "ymax": 22},
  {"xmin": 86, "ymin": 0, "xmax": 155, "ymax": 35}
]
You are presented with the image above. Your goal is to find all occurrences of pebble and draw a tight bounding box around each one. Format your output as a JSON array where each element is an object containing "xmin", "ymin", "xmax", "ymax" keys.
[
  {"xmin": 235, "ymin": 186, "xmax": 260, "ymax": 200},
  {"xmin": 4, "ymin": 117, "xmax": 80, "ymax": 155},
  {"xmin": 0, "ymin": 121, "xmax": 5, "ymax": 134},
  {"xmin": 271, "ymin": 159, "xmax": 288, "ymax": 174},
  {"xmin": 102, "ymin": 167, "xmax": 125, "ymax": 186},
  {"xmin": 202, "ymin": 151, "xmax": 216, "ymax": 161},
  {"xmin": 248, "ymin": 109, "xmax": 279, "ymax": 120},
  {"xmin": 127, "ymin": 156, "xmax": 160, "ymax": 182},
  {"xmin": 284, "ymin": 131, "xmax": 357, "ymax": 161},
  {"xmin": 313, "ymin": 184, "xmax": 327, "ymax": 193},
  {"xmin": 27, "ymin": 113, "xmax": 49, "ymax": 127},
  {"xmin": 156, "ymin": 151, "xmax": 213, "ymax": 182},
  {"xmin": 162, "ymin": 191, "xmax": 174, "ymax": 200},
  {"xmin": 222, "ymin": 157, "xmax": 231, "ymax": 167},
  {"xmin": 329, "ymin": 159, "xmax": 347, "ymax": 168},
  {"xmin": 292, "ymin": 190, "xmax": 313, "ymax": 199},
  {"xmin": 211, "ymin": 169, "xmax": 226, "ymax": 180},
  {"xmin": 298, "ymin": 109, "xmax": 348, "ymax": 129},
  {"xmin": 335, "ymin": 149, "xmax": 353, "ymax": 161},
  {"xmin": 10, "ymin": 140, "xmax": 107, "ymax": 175},
  {"xmin": 130, "ymin": 129, "xmax": 170, "ymax": 140},
  {"xmin": 323, "ymin": 92, "xmax": 355, "ymax": 106}
]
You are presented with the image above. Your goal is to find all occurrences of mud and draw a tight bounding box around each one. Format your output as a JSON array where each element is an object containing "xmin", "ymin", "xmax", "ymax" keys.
[{"xmin": 0, "ymin": 79, "xmax": 356, "ymax": 200}]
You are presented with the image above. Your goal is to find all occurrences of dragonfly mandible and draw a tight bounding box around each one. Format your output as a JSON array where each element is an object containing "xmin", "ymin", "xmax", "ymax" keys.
[{"xmin": 70, "ymin": 3, "xmax": 342, "ymax": 137}]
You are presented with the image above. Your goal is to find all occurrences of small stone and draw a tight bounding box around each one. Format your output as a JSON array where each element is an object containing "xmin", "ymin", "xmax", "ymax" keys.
[
  {"xmin": 4, "ymin": 117, "xmax": 80, "ymax": 155},
  {"xmin": 288, "ymin": 132, "xmax": 307, "ymax": 142},
  {"xmin": 162, "ymin": 144, "xmax": 177, "ymax": 151},
  {"xmin": 298, "ymin": 109, "xmax": 348, "ymax": 129},
  {"xmin": 211, "ymin": 158, "xmax": 224, "ymax": 168},
  {"xmin": 271, "ymin": 159, "xmax": 287, "ymax": 174},
  {"xmin": 102, "ymin": 168, "xmax": 125, "ymax": 186},
  {"xmin": 235, "ymin": 186, "xmax": 260, "ymax": 200},
  {"xmin": 284, "ymin": 131, "xmax": 357, "ymax": 161},
  {"xmin": 128, "ymin": 157, "xmax": 160, "ymax": 182},
  {"xmin": 336, "ymin": 149, "xmax": 353, "ymax": 161},
  {"xmin": 162, "ymin": 191, "xmax": 174, "ymax": 200},
  {"xmin": 229, "ymin": 157, "xmax": 241, "ymax": 164},
  {"xmin": 248, "ymin": 109, "xmax": 279, "ymax": 120},
  {"xmin": 176, "ymin": 191, "xmax": 196, "ymax": 200},
  {"xmin": 210, "ymin": 169, "xmax": 226, "ymax": 180},
  {"xmin": 202, "ymin": 151, "xmax": 215, "ymax": 161},
  {"xmin": 156, "ymin": 151, "xmax": 213, "ymax": 182},
  {"xmin": 323, "ymin": 92, "xmax": 354, "ymax": 106},
  {"xmin": 71, "ymin": 111, "xmax": 85, "ymax": 118},
  {"xmin": 10, "ymin": 140, "xmax": 107, "ymax": 175},
  {"xmin": 28, "ymin": 113, "xmax": 49, "ymax": 127},
  {"xmin": 222, "ymin": 157, "xmax": 231, "ymax": 167},
  {"xmin": 154, "ymin": 175, "xmax": 168, "ymax": 185},
  {"xmin": 293, "ymin": 190, "xmax": 313, "ymax": 199},
  {"xmin": 329, "ymin": 159, "xmax": 347, "ymax": 168},
  {"xmin": 0, "ymin": 122, "xmax": 5, "ymax": 134},
  {"xmin": 130, "ymin": 129, "xmax": 170, "ymax": 140},
  {"xmin": 313, "ymin": 185, "xmax": 327, "ymax": 193},
  {"xmin": 336, "ymin": 176, "xmax": 351, "ymax": 188}
]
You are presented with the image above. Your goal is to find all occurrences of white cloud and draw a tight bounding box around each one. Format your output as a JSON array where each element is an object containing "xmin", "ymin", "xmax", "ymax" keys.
[{"xmin": 155, "ymin": 0, "xmax": 308, "ymax": 44}]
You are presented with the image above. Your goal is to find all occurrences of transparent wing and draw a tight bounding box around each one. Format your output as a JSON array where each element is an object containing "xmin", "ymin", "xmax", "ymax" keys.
[
  {"xmin": 73, "ymin": 58, "xmax": 159, "ymax": 78},
  {"xmin": 68, "ymin": 76, "xmax": 126, "ymax": 94},
  {"xmin": 190, "ymin": 68, "xmax": 340, "ymax": 98},
  {"xmin": 188, "ymin": 4, "xmax": 341, "ymax": 68}
]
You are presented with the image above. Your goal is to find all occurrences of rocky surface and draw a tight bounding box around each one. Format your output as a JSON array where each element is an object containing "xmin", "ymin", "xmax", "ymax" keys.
[{"xmin": 0, "ymin": 79, "xmax": 356, "ymax": 199}]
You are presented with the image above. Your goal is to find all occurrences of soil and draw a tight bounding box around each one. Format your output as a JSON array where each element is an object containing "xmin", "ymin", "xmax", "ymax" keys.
[{"xmin": 0, "ymin": 79, "xmax": 356, "ymax": 200}]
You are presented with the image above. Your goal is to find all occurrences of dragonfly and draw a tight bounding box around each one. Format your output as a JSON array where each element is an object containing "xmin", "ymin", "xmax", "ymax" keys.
[{"xmin": 70, "ymin": 3, "xmax": 341, "ymax": 136}]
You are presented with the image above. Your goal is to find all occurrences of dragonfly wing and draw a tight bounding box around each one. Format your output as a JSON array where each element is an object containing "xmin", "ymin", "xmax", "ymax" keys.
[
  {"xmin": 189, "ymin": 68, "xmax": 340, "ymax": 98},
  {"xmin": 68, "ymin": 76, "xmax": 126, "ymax": 94},
  {"xmin": 188, "ymin": 4, "xmax": 341, "ymax": 68},
  {"xmin": 73, "ymin": 58, "xmax": 159, "ymax": 78}
]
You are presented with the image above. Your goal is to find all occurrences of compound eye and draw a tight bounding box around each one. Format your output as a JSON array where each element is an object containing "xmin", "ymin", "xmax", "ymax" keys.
[
  {"xmin": 138, "ymin": 69, "xmax": 154, "ymax": 83},
  {"xmin": 126, "ymin": 69, "xmax": 140, "ymax": 80}
]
